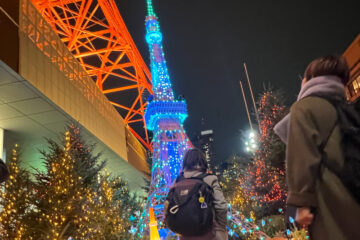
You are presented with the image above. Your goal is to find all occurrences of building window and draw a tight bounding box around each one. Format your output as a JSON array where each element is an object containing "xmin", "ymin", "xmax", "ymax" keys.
[
  {"xmin": 353, "ymin": 77, "xmax": 359, "ymax": 93},
  {"xmin": 348, "ymin": 75, "xmax": 360, "ymax": 98}
]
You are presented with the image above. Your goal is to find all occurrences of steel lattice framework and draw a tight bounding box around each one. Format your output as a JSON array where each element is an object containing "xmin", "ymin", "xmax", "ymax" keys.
[
  {"xmin": 136, "ymin": 0, "xmax": 191, "ymax": 237},
  {"xmin": 31, "ymin": 0, "xmax": 153, "ymax": 150}
]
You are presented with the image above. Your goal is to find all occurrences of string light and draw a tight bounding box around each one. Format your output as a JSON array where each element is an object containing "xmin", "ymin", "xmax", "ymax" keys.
[
  {"xmin": 137, "ymin": 0, "xmax": 191, "ymax": 236},
  {"xmin": 220, "ymin": 91, "xmax": 290, "ymax": 238},
  {"xmin": 0, "ymin": 144, "xmax": 30, "ymax": 240}
]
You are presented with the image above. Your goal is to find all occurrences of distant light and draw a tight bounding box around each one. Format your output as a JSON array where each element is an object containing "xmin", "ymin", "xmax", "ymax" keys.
[
  {"xmin": 249, "ymin": 131, "xmax": 255, "ymax": 138},
  {"xmin": 201, "ymin": 130, "xmax": 213, "ymax": 135},
  {"xmin": 245, "ymin": 130, "xmax": 258, "ymax": 153}
]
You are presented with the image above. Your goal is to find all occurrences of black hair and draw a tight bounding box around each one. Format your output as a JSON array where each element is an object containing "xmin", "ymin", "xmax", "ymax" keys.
[{"xmin": 182, "ymin": 148, "xmax": 208, "ymax": 172}]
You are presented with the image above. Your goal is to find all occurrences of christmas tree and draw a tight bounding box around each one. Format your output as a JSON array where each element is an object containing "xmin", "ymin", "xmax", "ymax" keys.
[
  {"xmin": 27, "ymin": 130, "xmax": 85, "ymax": 239},
  {"xmin": 26, "ymin": 126, "xmax": 105, "ymax": 239},
  {"xmin": 68, "ymin": 125, "xmax": 105, "ymax": 187},
  {"xmin": 221, "ymin": 154, "xmax": 257, "ymax": 215},
  {"xmin": 0, "ymin": 145, "xmax": 32, "ymax": 240},
  {"xmin": 81, "ymin": 174, "xmax": 127, "ymax": 239},
  {"xmin": 23, "ymin": 125, "xmax": 142, "ymax": 239},
  {"xmin": 242, "ymin": 90, "xmax": 288, "ymax": 217}
]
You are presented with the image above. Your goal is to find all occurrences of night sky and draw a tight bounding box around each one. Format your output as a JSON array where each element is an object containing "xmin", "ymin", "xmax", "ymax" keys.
[{"xmin": 117, "ymin": 0, "xmax": 359, "ymax": 161}]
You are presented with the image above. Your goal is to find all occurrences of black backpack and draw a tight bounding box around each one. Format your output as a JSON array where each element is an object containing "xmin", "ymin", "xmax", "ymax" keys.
[
  {"xmin": 164, "ymin": 172, "xmax": 214, "ymax": 236},
  {"xmin": 317, "ymin": 96, "xmax": 360, "ymax": 204}
]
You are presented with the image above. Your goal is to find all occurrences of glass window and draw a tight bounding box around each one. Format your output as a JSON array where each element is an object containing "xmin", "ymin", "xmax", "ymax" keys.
[
  {"xmin": 349, "ymin": 75, "xmax": 360, "ymax": 97},
  {"xmin": 352, "ymin": 80, "xmax": 359, "ymax": 94},
  {"xmin": 355, "ymin": 76, "xmax": 360, "ymax": 93}
]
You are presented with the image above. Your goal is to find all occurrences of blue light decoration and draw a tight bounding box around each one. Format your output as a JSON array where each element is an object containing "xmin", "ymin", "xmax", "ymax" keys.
[
  {"xmin": 135, "ymin": 1, "xmax": 282, "ymax": 239},
  {"xmin": 136, "ymin": 0, "xmax": 191, "ymax": 237}
]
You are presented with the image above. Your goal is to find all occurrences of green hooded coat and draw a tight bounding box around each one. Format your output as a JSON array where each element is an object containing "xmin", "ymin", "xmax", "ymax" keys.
[{"xmin": 286, "ymin": 97, "xmax": 360, "ymax": 240}]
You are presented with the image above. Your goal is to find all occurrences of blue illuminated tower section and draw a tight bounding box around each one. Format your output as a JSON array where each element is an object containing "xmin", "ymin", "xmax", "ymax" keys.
[{"xmin": 142, "ymin": 0, "xmax": 190, "ymax": 232}]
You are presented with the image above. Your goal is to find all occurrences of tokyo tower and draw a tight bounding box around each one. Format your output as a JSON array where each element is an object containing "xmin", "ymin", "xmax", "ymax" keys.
[{"xmin": 138, "ymin": 0, "xmax": 191, "ymax": 236}]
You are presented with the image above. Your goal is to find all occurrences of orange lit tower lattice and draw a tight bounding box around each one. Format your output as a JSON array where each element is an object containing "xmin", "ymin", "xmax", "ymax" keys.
[{"xmin": 31, "ymin": 0, "xmax": 153, "ymax": 150}]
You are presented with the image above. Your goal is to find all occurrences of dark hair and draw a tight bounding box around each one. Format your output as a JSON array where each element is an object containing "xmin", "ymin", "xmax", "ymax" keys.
[
  {"xmin": 182, "ymin": 148, "xmax": 208, "ymax": 172},
  {"xmin": 304, "ymin": 55, "xmax": 350, "ymax": 85}
]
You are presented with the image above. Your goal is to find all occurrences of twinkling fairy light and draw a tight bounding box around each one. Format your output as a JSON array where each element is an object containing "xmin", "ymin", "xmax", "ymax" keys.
[
  {"xmin": 136, "ymin": 0, "xmax": 191, "ymax": 237},
  {"xmin": 0, "ymin": 144, "xmax": 29, "ymax": 240}
]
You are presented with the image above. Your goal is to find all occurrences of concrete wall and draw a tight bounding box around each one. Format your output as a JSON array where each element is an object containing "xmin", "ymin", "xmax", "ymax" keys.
[{"xmin": 344, "ymin": 34, "xmax": 360, "ymax": 102}]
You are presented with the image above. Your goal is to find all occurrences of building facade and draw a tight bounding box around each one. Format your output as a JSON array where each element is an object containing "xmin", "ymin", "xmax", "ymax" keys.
[
  {"xmin": 0, "ymin": 0, "xmax": 149, "ymax": 193},
  {"xmin": 192, "ymin": 118, "xmax": 217, "ymax": 173},
  {"xmin": 198, "ymin": 129, "xmax": 215, "ymax": 168},
  {"xmin": 344, "ymin": 34, "xmax": 360, "ymax": 102}
]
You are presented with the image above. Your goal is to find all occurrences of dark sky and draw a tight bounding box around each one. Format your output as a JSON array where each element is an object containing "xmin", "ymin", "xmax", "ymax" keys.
[{"xmin": 117, "ymin": 0, "xmax": 359, "ymax": 161}]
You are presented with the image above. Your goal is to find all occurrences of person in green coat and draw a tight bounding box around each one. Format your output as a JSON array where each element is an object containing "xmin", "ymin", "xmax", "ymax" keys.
[{"xmin": 274, "ymin": 55, "xmax": 360, "ymax": 240}]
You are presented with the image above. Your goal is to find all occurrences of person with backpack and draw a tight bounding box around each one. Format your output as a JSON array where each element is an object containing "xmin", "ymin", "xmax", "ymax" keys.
[
  {"xmin": 274, "ymin": 55, "xmax": 360, "ymax": 239},
  {"xmin": 164, "ymin": 148, "xmax": 228, "ymax": 240}
]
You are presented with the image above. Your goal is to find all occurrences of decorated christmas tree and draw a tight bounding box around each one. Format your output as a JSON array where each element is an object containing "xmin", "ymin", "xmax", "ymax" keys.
[
  {"xmin": 221, "ymin": 154, "xmax": 255, "ymax": 214},
  {"xmin": 83, "ymin": 174, "xmax": 130, "ymax": 239},
  {"xmin": 0, "ymin": 125, "xmax": 141, "ymax": 239},
  {"xmin": 0, "ymin": 145, "xmax": 32, "ymax": 240},
  {"xmin": 242, "ymin": 90, "xmax": 288, "ymax": 217},
  {"xmin": 25, "ymin": 126, "xmax": 106, "ymax": 239},
  {"xmin": 26, "ymin": 130, "xmax": 85, "ymax": 239},
  {"xmin": 68, "ymin": 125, "xmax": 105, "ymax": 187}
]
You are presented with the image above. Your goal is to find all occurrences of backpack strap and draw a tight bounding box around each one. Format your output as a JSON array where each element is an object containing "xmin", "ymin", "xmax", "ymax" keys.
[
  {"xmin": 189, "ymin": 173, "xmax": 218, "ymax": 189},
  {"xmin": 175, "ymin": 172, "xmax": 216, "ymax": 189},
  {"xmin": 302, "ymin": 94, "xmax": 341, "ymax": 150},
  {"xmin": 175, "ymin": 172, "xmax": 185, "ymax": 183},
  {"xmin": 313, "ymin": 96, "xmax": 344, "ymax": 175},
  {"xmin": 176, "ymin": 172, "xmax": 210, "ymax": 182}
]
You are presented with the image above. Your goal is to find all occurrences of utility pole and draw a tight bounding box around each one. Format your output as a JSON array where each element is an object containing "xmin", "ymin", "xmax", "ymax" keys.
[
  {"xmin": 239, "ymin": 81, "xmax": 253, "ymax": 130},
  {"xmin": 244, "ymin": 62, "xmax": 261, "ymax": 134}
]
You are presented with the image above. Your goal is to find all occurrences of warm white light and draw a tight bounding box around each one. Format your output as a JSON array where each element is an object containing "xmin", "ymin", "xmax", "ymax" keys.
[
  {"xmin": 249, "ymin": 131, "xmax": 255, "ymax": 138},
  {"xmin": 245, "ymin": 130, "xmax": 258, "ymax": 153}
]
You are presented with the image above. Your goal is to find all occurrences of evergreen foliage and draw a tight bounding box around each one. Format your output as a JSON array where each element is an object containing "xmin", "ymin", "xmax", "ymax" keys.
[
  {"xmin": 242, "ymin": 90, "xmax": 288, "ymax": 217},
  {"xmin": 0, "ymin": 145, "xmax": 33, "ymax": 240},
  {"xmin": 0, "ymin": 125, "xmax": 142, "ymax": 239}
]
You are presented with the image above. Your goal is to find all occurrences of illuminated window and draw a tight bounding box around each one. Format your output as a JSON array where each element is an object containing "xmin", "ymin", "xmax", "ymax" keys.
[
  {"xmin": 348, "ymin": 75, "xmax": 360, "ymax": 97},
  {"xmin": 352, "ymin": 78, "xmax": 359, "ymax": 94}
]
